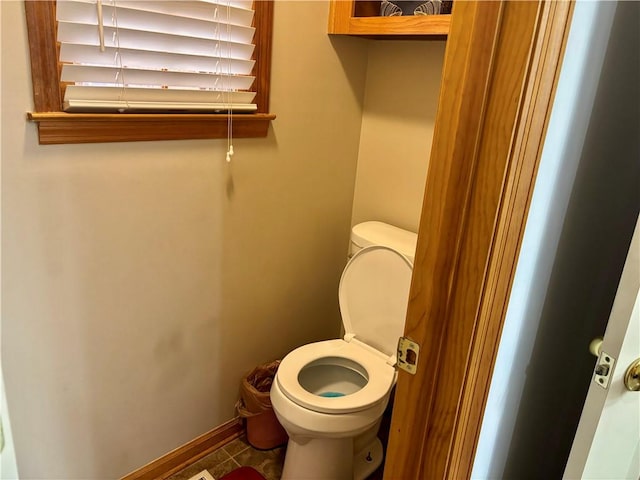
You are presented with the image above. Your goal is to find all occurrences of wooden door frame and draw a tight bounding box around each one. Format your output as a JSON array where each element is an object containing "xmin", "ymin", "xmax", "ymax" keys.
[{"xmin": 383, "ymin": 1, "xmax": 575, "ymax": 479}]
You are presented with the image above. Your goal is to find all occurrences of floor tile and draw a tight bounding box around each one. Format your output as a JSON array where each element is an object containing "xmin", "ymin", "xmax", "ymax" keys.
[
  {"xmin": 210, "ymin": 457, "xmax": 242, "ymax": 479},
  {"xmin": 223, "ymin": 436, "xmax": 251, "ymax": 457},
  {"xmin": 232, "ymin": 445, "xmax": 285, "ymax": 480},
  {"xmin": 166, "ymin": 448, "xmax": 232, "ymax": 480}
]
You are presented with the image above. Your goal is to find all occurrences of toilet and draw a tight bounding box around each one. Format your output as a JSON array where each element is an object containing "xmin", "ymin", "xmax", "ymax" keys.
[{"xmin": 270, "ymin": 221, "xmax": 417, "ymax": 480}]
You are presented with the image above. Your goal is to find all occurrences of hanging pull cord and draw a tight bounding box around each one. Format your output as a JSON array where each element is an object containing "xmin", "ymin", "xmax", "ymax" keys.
[
  {"xmin": 214, "ymin": 3, "xmax": 234, "ymax": 163},
  {"xmin": 96, "ymin": 0, "xmax": 105, "ymax": 52},
  {"xmin": 111, "ymin": 2, "xmax": 129, "ymax": 111},
  {"xmin": 225, "ymin": 0, "xmax": 234, "ymax": 163}
]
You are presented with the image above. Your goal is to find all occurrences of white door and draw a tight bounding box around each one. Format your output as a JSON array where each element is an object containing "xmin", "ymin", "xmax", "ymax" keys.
[{"xmin": 564, "ymin": 214, "xmax": 640, "ymax": 479}]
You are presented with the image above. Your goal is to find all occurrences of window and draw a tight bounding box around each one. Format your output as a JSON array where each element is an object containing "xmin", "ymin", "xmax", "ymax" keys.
[{"xmin": 24, "ymin": 0, "xmax": 274, "ymax": 144}]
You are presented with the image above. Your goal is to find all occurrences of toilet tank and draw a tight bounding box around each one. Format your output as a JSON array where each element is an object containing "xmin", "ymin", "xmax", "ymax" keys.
[{"xmin": 350, "ymin": 221, "xmax": 418, "ymax": 262}]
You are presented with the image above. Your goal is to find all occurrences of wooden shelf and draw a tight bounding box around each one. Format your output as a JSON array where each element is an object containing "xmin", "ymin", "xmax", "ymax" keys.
[{"xmin": 328, "ymin": 1, "xmax": 451, "ymax": 37}]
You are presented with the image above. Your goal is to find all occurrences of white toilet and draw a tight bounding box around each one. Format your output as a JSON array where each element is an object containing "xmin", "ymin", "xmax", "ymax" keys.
[{"xmin": 271, "ymin": 221, "xmax": 417, "ymax": 480}]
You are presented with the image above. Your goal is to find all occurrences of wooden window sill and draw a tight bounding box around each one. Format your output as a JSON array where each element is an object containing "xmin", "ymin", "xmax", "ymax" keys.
[{"xmin": 27, "ymin": 112, "xmax": 276, "ymax": 144}]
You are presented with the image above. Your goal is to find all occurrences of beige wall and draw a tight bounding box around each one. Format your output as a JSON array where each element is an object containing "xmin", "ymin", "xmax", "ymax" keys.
[
  {"xmin": 352, "ymin": 40, "xmax": 446, "ymax": 233},
  {"xmin": 0, "ymin": 1, "xmax": 368, "ymax": 477}
]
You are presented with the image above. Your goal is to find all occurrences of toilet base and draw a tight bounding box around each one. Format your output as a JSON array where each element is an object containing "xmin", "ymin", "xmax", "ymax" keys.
[
  {"xmin": 280, "ymin": 436, "xmax": 383, "ymax": 480},
  {"xmin": 354, "ymin": 437, "xmax": 383, "ymax": 480}
]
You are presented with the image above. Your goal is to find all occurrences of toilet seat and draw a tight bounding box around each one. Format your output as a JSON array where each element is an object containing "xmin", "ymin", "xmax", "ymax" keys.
[
  {"xmin": 276, "ymin": 246, "xmax": 411, "ymax": 415},
  {"xmin": 276, "ymin": 339, "xmax": 396, "ymax": 414}
]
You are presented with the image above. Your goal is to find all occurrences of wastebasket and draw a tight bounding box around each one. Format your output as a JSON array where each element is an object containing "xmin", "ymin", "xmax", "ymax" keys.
[{"xmin": 236, "ymin": 360, "xmax": 288, "ymax": 450}]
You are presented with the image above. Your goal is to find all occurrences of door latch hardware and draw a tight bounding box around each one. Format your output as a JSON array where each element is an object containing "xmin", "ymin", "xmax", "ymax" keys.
[
  {"xmin": 593, "ymin": 351, "xmax": 615, "ymax": 390},
  {"xmin": 397, "ymin": 337, "xmax": 420, "ymax": 374}
]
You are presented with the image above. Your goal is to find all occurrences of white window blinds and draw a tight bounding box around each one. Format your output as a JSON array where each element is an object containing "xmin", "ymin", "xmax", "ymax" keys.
[{"xmin": 56, "ymin": 0, "xmax": 257, "ymax": 113}]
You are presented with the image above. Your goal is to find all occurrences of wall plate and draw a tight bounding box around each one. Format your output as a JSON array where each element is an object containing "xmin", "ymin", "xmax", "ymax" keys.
[{"xmin": 187, "ymin": 470, "xmax": 215, "ymax": 480}]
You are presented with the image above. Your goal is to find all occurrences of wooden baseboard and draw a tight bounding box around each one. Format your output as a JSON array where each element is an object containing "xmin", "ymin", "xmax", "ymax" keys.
[{"xmin": 121, "ymin": 417, "xmax": 244, "ymax": 480}]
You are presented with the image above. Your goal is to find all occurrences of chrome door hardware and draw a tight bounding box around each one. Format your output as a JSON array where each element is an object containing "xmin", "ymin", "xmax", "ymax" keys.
[{"xmin": 623, "ymin": 358, "xmax": 640, "ymax": 391}]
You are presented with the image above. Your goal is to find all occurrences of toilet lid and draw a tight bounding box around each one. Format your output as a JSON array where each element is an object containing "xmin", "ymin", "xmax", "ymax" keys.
[{"xmin": 339, "ymin": 246, "xmax": 413, "ymax": 359}]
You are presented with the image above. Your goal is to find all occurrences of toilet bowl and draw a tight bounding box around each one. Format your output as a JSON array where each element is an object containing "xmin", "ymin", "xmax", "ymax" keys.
[{"xmin": 271, "ymin": 224, "xmax": 416, "ymax": 480}]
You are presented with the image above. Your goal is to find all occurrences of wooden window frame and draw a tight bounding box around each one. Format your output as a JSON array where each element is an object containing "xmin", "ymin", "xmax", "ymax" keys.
[{"xmin": 24, "ymin": 0, "xmax": 275, "ymax": 144}]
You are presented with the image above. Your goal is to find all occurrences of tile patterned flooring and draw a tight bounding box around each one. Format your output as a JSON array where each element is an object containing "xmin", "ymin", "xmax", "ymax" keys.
[
  {"xmin": 168, "ymin": 396, "xmax": 392, "ymax": 480},
  {"xmin": 167, "ymin": 435, "xmax": 285, "ymax": 480},
  {"xmin": 167, "ymin": 432, "xmax": 384, "ymax": 480}
]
